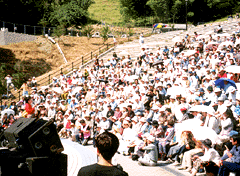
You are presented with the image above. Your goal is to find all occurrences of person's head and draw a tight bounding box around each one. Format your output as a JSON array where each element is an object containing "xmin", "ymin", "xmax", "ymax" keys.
[
  {"xmin": 230, "ymin": 135, "xmax": 240, "ymax": 146},
  {"xmin": 25, "ymin": 97, "xmax": 32, "ymax": 104},
  {"xmin": 95, "ymin": 131, "xmax": 119, "ymax": 161},
  {"xmin": 201, "ymin": 139, "xmax": 212, "ymax": 149},
  {"xmin": 80, "ymin": 119, "xmax": 86, "ymax": 126}
]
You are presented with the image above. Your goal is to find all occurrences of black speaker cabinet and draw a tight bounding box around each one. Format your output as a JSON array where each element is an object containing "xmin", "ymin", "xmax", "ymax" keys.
[
  {"xmin": 4, "ymin": 118, "xmax": 64, "ymax": 157},
  {"xmin": 28, "ymin": 119, "xmax": 64, "ymax": 157},
  {"xmin": 26, "ymin": 153, "xmax": 67, "ymax": 176}
]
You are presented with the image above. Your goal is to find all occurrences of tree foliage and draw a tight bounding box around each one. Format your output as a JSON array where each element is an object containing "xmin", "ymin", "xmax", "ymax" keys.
[
  {"xmin": 100, "ymin": 26, "xmax": 110, "ymax": 44},
  {"xmin": 120, "ymin": 0, "xmax": 240, "ymax": 25},
  {"xmin": 0, "ymin": 0, "xmax": 94, "ymax": 27}
]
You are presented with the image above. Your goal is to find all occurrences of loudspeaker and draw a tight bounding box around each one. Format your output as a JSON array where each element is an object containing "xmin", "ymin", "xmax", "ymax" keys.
[
  {"xmin": 26, "ymin": 153, "xmax": 67, "ymax": 176},
  {"xmin": 4, "ymin": 118, "xmax": 64, "ymax": 157},
  {"xmin": 28, "ymin": 120, "xmax": 64, "ymax": 157},
  {"xmin": 4, "ymin": 118, "xmax": 41, "ymax": 148}
]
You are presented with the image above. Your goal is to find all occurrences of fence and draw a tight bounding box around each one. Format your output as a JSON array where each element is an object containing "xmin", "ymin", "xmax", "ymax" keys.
[
  {"xmin": 8, "ymin": 41, "xmax": 115, "ymax": 103},
  {"xmin": 0, "ymin": 21, "xmax": 83, "ymax": 37}
]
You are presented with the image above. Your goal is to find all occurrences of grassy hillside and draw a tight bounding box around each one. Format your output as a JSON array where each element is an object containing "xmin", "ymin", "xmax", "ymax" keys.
[{"xmin": 88, "ymin": 0, "xmax": 122, "ymax": 25}]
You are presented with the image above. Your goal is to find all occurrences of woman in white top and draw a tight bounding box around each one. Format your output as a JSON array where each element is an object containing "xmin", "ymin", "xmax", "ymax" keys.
[{"xmin": 191, "ymin": 139, "xmax": 220, "ymax": 176}]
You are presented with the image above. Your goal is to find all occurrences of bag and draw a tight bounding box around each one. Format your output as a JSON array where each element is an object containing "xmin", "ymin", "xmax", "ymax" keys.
[{"xmin": 22, "ymin": 110, "xmax": 28, "ymax": 118}]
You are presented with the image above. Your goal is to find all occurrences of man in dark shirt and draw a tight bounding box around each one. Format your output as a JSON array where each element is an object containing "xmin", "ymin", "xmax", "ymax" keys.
[
  {"xmin": 126, "ymin": 105, "xmax": 135, "ymax": 119},
  {"xmin": 218, "ymin": 134, "xmax": 240, "ymax": 176},
  {"xmin": 106, "ymin": 105, "xmax": 114, "ymax": 119},
  {"xmin": 78, "ymin": 132, "xmax": 128, "ymax": 176}
]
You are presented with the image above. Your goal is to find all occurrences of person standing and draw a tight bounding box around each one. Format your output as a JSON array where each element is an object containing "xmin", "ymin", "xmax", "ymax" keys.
[
  {"xmin": 78, "ymin": 131, "xmax": 128, "ymax": 176},
  {"xmin": 5, "ymin": 74, "xmax": 16, "ymax": 93},
  {"xmin": 24, "ymin": 97, "xmax": 38, "ymax": 117}
]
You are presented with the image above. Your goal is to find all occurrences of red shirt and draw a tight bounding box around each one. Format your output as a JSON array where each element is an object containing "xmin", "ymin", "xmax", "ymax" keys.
[
  {"xmin": 25, "ymin": 103, "xmax": 35, "ymax": 115},
  {"xmin": 218, "ymin": 73, "xmax": 227, "ymax": 78}
]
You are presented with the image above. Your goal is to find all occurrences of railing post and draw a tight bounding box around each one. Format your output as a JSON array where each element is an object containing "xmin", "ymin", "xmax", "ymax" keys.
[
  {"xmin": 48, "ymin": 74, "xmax": 50, "ymax": 84},
  {"xmin": 34, "ymin": 26, "xmax": 36, "ymax": 35},
  {"xmin": 3, "ymin": 21, "xmax": 5, "ymax": 28},
  {"xmin": 82, "ymin": 56, "xmax": 84, "ymax": 65},
  {"xmin": 24, "ymin": 25, "xmax": 26, "ymax": 34},
  {"xmin": 43, "ymin": 27, "xmax": 45, "ymax": 36},
  {"xmin": 18, "ymin": 91, "xmax": 20, "ymax": 101}
]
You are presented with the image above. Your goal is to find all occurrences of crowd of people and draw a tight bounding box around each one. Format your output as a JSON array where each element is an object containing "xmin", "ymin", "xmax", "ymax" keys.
[{"xmin": 1, "ymin": 20, "xmax": 240, "ymax": 176}]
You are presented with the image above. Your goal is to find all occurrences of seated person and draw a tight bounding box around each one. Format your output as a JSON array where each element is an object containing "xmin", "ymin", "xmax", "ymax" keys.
[
  {"xmin": 158, "ymin": 120, "xmax": 175, "ymax": 161},
  {"xmin": 167, "ymin": 131, "xmax": 195, "ymax": 165},
  {"xmin": 178, "ymin": 140, "xmax": 204, "ymax": 171},
  {"xmin": 218, "ymin": 134, "xmax": 240, "ymax": 176},
  {"xmin": 76, "ymin": 119, "xmax": 91, "ymax": 145},
  {"xmin": 191, "ymin": 139, "xmax": 220, "ymax": 176},
  {"xmin": 138, "ymin": 135, "xmax": 158, "ymax": 166}
]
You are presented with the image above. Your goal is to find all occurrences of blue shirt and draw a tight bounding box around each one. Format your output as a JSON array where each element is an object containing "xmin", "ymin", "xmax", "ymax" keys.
[
  {"xmin": 221, "ymin": 145, "xmax": 240, "ymax": 163},
  {"xmin": 235, "ymin": 105, "xmax": 240, "ymax": 116}
]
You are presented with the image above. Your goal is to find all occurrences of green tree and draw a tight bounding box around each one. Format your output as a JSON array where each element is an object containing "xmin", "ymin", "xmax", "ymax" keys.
[
  {"xmin": 100, "ymin": 26, "xmax": 110, "ymax": 44},
  {"xmin": 147, "ymin": 0, "xmax": 170, "ymax": 22},
  {"xmin": 120, "ymin": 0, "xmax": 153, "ymax": 21},
  {"xmin": 49, "ymin": 0, "xmax": 94, "ymax": 27},
  {"xmin": 53, "ymin": 23, "xmax": 66, "ymax": 42},
  {"xmin": 82, "ymin": 25, "xmax": 94, "ymax": 40}
]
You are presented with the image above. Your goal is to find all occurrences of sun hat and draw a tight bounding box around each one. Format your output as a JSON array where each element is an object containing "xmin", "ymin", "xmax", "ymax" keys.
[{"xmin": 147, "ymin": 135, "xmax": 155, "ymax": 142}]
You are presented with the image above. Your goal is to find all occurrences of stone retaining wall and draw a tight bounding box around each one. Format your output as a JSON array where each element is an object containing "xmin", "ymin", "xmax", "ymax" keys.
[{"xmin": 0, "ymin": 28, "xmax": 37, "ymax": 45}]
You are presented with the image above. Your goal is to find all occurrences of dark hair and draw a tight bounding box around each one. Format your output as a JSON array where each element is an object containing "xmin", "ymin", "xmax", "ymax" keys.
[
  {"xmin": 231, "ymin": 135, "xmax": 240, "ymax": 144},
  {"xmin": 167, "ymin": 120, "xmax": 175, "ymax": 127},
  {"xmin": 95, "ymin": 132, "xmax": 119, "ymax": 161},
  {"xmin": 80, "ymin": 119, "xmax": 85, "ymax": 124},
  {"xmin": 165, "ymin": 108, "xmax": 171, "ymax": 113},
  {"xmin": 25, "ymin": 97, "xmax": 31, "ymax": 104}
]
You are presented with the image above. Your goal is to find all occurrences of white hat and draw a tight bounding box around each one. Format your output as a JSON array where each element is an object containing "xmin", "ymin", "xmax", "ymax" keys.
[
  {"xmin": 132, "ymin": 116, "xmax": 138, "ymax": 122},
  {"xmin": 140, "ymin": 118, "xmax": 146, "ymax": 123},
  {"xmin": 224, "ymin": 100, "xmax": 232, "ymax": 107},
  {"xmin": 125, "ymin": 117, "xmax": 131, "ymax": 121},
  {"xmin": 214, "ymin": 88, "xmax": 221, "ymax": 92},
  {"xmin": 147, "ymin": 135, "xmax": 155, "ymax": 142},
  {"xmin": 219, "ymin": 105, "xmax": 227, "ymax": 114}
]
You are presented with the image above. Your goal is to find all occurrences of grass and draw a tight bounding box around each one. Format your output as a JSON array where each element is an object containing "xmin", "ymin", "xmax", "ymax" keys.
[{"xmin": 88, "ymin": 0, "xmax": 122, "ymax": 25}]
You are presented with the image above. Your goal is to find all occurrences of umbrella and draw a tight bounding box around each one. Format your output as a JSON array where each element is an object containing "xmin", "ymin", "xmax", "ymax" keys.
[
  {"xmin": 214, "ymin": 78, "xmax": 237, "ymax": 89},
  {"xmin": 219, "ymin": 41, "xmax": 234, "ymax": 48},
  {"xmin": 153, "ymin": 23, "xmax": 167, "ymax": 29},
  {"xmin": 1, "ymin": 109, "xmax": 15, "ymax": 118},
  {"xmin": 175, "ymin": 119, "xmax": 221, "ymax": 144},
  {"xmin": 52, "ymin": 87, "xmax": 62, "ymax": 94},
  {"xmin": 225, "ymin": 65, "xmax": 240, "ymax": 74},
  {"xmin": 188, "ymin": 105, "xmax": 210, "ymax": 112},
  {"xmin": 236, "ymin": 83, "xmax": 240, "ymax": 91},
  {"xmin": 166, "ymin": 86, "xmax": 186, "ymax": 97}
]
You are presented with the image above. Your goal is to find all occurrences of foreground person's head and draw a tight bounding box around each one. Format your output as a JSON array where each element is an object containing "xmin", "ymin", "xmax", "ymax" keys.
[{"xmin": 95, "ymin": 132, "xmax": 119, "ymax": 161}]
